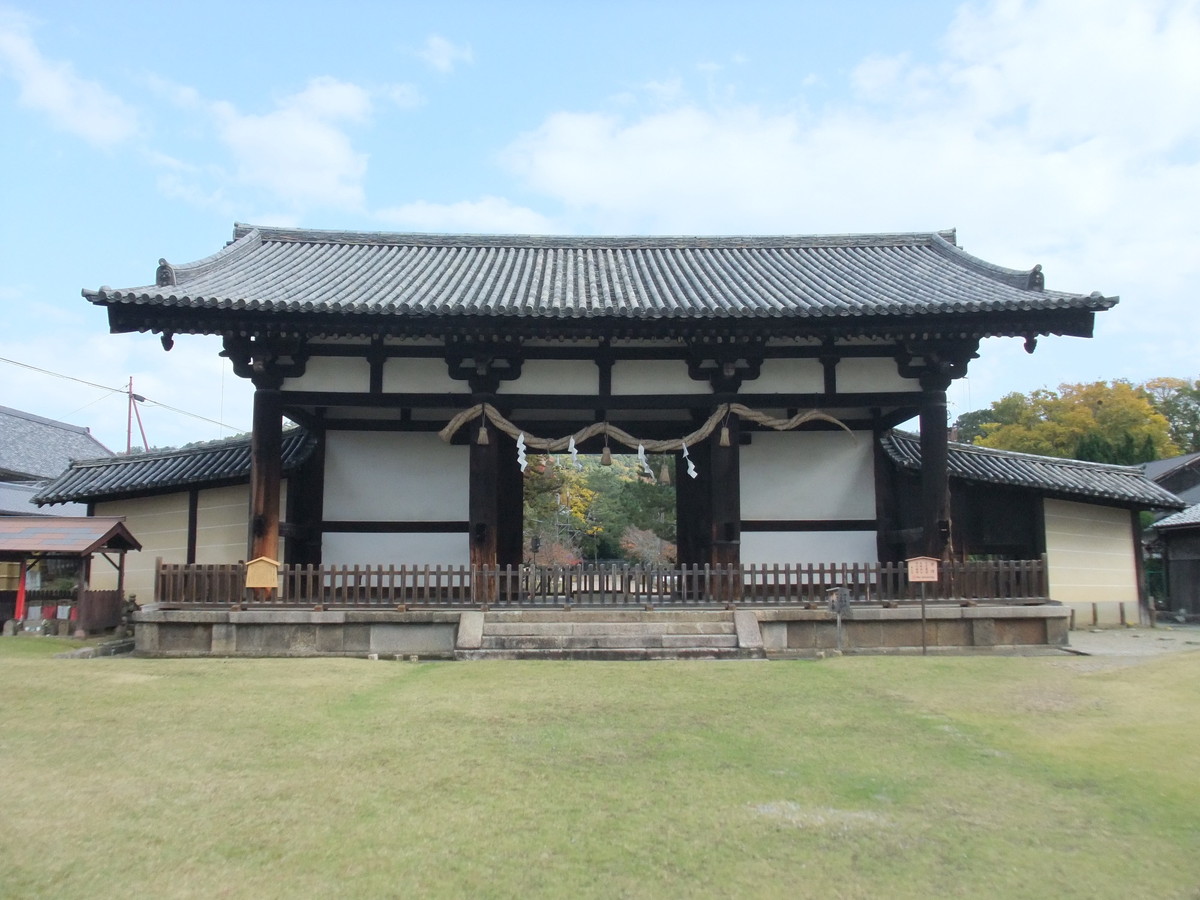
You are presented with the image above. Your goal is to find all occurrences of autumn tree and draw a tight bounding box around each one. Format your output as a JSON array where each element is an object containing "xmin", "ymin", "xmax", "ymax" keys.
[{"xmin": 954, "ymin": 381, "xmax": 1177, "ymax": 463}]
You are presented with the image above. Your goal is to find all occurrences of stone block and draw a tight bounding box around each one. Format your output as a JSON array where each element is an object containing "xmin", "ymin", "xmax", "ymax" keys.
[
  {"xmin": 457, "ymin": 610, "xmax": 485, "ymax": 649},
  {"xmin": 370, "ymin": 623, "xmax": 456, "ymax": 654},
  {"xmin": 135, "ymin": 622, "xmax": 159, "ymax": 654},
  {"xmin": 971, "ymin": 618, "xmax": 997, "ymax": 647},
  {"xmin": 760, "ymin": 621, "xmax": 787, "ymax": 652},
  {"xmin": 341, "ymin": 624, "xmax": 372, "ymax": 653},
  {"xmin": 733, "ymin": 610, "xmax": 763, "ymax": 650},
  {"xmin": 211, "ymin": 624, "xmax": 237, "ymax": 655},
  {"xmin": 158, "ymin": 623, "xmax": 213, "ymax": 653}
]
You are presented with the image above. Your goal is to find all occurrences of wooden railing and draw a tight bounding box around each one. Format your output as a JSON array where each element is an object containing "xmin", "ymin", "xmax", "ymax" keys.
[{"xmin": 156, "ymin": 559, "xmax": 1049, "ymax": 609}]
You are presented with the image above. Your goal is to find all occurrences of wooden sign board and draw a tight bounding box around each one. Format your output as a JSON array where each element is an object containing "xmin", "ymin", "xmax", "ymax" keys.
[
  {"xmin": 245, "ymin": 556, "xmax": 281, "ymax": 589},
  {"xmin": 907, "ymin": 556, "xmax": 940, "ymax": 583}
]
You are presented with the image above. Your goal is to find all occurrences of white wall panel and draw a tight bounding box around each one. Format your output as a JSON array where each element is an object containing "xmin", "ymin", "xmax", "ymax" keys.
[
  {"xmin": 283, "ymin": 357, "xmax": 370, "ymax": 393},
  {"xmin": 1045, "ymin": 499, "xmax": 1138, "ymax": 622},
  {"xmin": 611, "ymin": 360, "xmax": 710, "ymax": 395},
  {"xmin": 324, "ymin": 432, "xmax": 468, "ymax": 521},
  {"xmin": 743, "ymin": 358, "xmax": 824, "ymax": 394},
  {"xmin": 322, "ymin": 532, "xmax": 469, "ymax": 567},
  {"xmin": 499, "ymin": 360, "xmax": 596, "ymax": 395},
  {"xmin": 836, "ymin": 358, "xmax": 918, "ymax": 393},
  {"xmin": 741, "ymin": 432, "xmax": 875, "ymax": 520},
  {"xmin": 382, "ymin": 357, "xmax": 461, "ymax": 393},
  {"xmin": 741, "ymin": 531, "xmax": 878, "ymax": 564},
  {"xmin": 92, "ymin": 495, "xmax": 188, "ymax": 601},
  {"xmin": 195, "ymin": 484, "xmax": 252, "ymax": 565}
]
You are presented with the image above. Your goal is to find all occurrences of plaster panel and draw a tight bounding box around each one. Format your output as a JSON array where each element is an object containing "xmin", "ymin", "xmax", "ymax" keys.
[
  {"xmin": 611, "ymin": 360, "xmax": 710, "ymax": 395},
  {"xmin": 835, "ymin": 357, "xmax": 918, "ymax": 393},
  {"xmin": 195, "ymin": 484, "xmax": 253, "ymax": 565},
  {"xmin": 381, "ymin": 357, "xmax": 461, "ymax": 393},
  {"xmin": 742, "ymin": 358, "xmax": 824, "ymax": 394},
  {"xmin": 1045, "ymin": 499, "xmax": 1138, "ymax": 616},
  {"xmin": 741, "ymin": 531, "xmax": 878, "ymax": 565},
  {"xmin": 740, "ymin": 432, "xmax": 875, "ymax": 520},
  {"xmin": 324, "ymin": 432, "xmax": 468, "ymax": 521},
  {"xmin": 283, "ymin": 357, "xmax": 370, "ymax": 393},
  {"xmin": 498, "ymin": 360, "xmax": 597, "ymax": 395},
  {"xmin": 322, "ymin": 532, "xmax": 469, "ymax": 567},
  {"xmin": 92, "ymin": 494, "xmax": 189, "ymax": 602}
]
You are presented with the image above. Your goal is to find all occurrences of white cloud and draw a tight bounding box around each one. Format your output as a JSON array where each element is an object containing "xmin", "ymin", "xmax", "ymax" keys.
[
  {"xmin": 376, "ymin": 197, "xmax": 556, "ymax": 234},
  {"xmin": 0, "ymin": 11, "xmax": 138, "ymax": 146},
  {"xmin": 498, "ymin": 0, "xmax": 1200, "ymax": 399},
  {"xmin": 417, "ymin": 35, "xmax": 473, "ymax": 74}
]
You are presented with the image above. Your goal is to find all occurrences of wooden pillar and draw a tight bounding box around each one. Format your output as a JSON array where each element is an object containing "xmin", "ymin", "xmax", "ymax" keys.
[
  {"xmin": 496, "ymin": 431, "xmax": 524, "ymax": 568},
  {"xmin": 919, "ymin": 384, "xmax": 950, "ymax": 559},
  {"xmin": 710, "ymin": 415, "xmax": 741, "ymax": 602},
  {"xmin": 14, "ymin": 558, "xmax": 27, "ymax": 621},
  {"xmin": 469, "ymin": 418, "xmax": 500, "ymax": 572},
  {"xmin": 248, "ymin": 387, "xmax": 283, "ymax": 562}
]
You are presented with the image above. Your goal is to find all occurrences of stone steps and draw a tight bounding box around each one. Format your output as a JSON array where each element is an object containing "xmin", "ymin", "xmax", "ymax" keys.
[{"xmin": 459, "ymin": 609, "xmax": 763, "ymax": 660}]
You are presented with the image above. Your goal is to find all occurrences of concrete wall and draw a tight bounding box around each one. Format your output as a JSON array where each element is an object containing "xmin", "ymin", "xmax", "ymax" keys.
[{"xmin": 1045, "ymin": 499, "xmax": 1140, "ymax": 625}]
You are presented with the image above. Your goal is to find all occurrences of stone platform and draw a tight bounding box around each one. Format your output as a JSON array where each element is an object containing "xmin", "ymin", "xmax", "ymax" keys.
[{"xmin": 132, "ymin": 603, "xmax": 1070, "ymax": 659}]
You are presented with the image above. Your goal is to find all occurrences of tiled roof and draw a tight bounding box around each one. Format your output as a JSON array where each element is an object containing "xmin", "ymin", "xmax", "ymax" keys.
[
  {"xmin": 1143, "ymin": 452, "xmax": 1200, "ymax": 482},
  {"xmin": 0, "ymin": 516, "xmax": 141, "ymax": 555},
  {"xmin": 86, "ymin": 225, "xmax": 1116, "ymax": 338},
  {"xmin": 0, "ymin": 481, "xmax": 86, "ymax": 517},
  {"xmin": 33, "ymin": 430, "xmax": 315, "ymax": 505},
  {"xmin": 1152, "ymin": 505, "xmax": 1200, "ymax": 530},
  {"xmin": 883, "ymin": 431, "xmax": 1185, "ymax": 509},
  {"xmin": 0, "ymin": 406, "xmax": 113, "ymax": 481}
]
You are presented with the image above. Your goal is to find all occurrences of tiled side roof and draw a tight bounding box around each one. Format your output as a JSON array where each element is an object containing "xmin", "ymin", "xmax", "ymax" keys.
[
  {"xmin": 33, "ymin": 430, "xmax": 315, "ymax": 505},
  {"xmin": 0, "ymin": 516, "xmax": 141, "ymax": 555},
  {"xmin": 0, "ymin": 406, "xmax": 113, "ymax": 480},
  {"xmin": 85, "ymin": 225, "xmax": 1116, "ymax": 338},
  {"xmin": 882, "ymin": 431, "xmax": 1185, "ymax": 509},
  {"xmin": 1152, "ymin": 505, "xmax": 1200, "ymax": 530}
]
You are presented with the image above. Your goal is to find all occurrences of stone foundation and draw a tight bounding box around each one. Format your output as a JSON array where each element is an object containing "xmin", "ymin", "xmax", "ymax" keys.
[{"xmin": 133, "ymin": 603, "xmax": 1071, "ymax": 659}]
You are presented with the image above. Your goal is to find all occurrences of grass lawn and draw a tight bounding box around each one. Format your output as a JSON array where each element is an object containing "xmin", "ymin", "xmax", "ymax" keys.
[{"xmin": 1, "ymin": 638, "xmax": 1198, "ymax": 899}]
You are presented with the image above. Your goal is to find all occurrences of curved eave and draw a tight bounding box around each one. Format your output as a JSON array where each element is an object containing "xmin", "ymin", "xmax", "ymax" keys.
[{"xmin": 94, "ymin": 301, "xmax": 1108, "ymax": 343}]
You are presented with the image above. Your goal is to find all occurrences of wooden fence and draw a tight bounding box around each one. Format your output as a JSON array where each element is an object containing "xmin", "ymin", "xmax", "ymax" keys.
[{"xmin": 156, "ymin": 558, "xmax": 1049, "ymax": 609}]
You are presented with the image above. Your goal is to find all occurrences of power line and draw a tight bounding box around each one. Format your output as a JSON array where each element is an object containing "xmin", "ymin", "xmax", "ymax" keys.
[{"xmin": 0, "ymin": 355, "xmax": 243, "ymax": 433}]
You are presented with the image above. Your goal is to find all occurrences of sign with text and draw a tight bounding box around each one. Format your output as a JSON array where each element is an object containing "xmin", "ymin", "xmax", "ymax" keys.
[{"xmin": 906, "ymin": 556, "xmax": 940, "ymax": 583}]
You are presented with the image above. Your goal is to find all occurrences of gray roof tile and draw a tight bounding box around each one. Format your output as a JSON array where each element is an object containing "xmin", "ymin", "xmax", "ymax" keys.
[
  {"xmin": 0, "ymin": 406, "xmax": 113, "ymax": 481},
  {"xmin": 34, "ymin": 430, "xmax": 315, "ymax": 505},
  {"xmin": 86, "ymin": 226, "xmax": 1116, "ymax": 337},
  {"xmin": 1152, "ymin": 504, "xmax": 1200, "ymax": 530},
  {"xmin": 883, "ymin": 431, "xmax": 1184, "ymax": 509}
]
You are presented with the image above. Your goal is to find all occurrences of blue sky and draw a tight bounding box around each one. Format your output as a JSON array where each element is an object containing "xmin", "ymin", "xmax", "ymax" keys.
[{"xmin": 2, "ymin": 0, "xmax": 1198, "ymax": 452}]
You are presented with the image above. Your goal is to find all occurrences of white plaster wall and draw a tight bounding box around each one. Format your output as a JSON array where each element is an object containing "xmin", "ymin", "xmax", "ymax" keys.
[
  {"xmin": 741, "ymin": 531, "xmax": 878, "ymax": 564},
  {"xmin": 611, "ymin": 360, "xmax": 710, "ymax": 395},
  {"xmin": 195, "ymin": 484, "xmax": 251, "ymax": 565},
  {"xmin": 92, "ymin": 495, "xmax": 188, "ymax": 602},
  {"xmin": 381, "ymin": 357, "xmax": 461, "ymax": 393},
  {"xmin": 324, "ymin": 432, "xmax": 468, "ymax": 521},
  {"xmin": 1045, "ymin": 499, "xmax": 1139, "ymax": 624},
  {"xmin": 283, "ymin": 357, "xmax": 370, "ymax": 393},
  {"xmin": 322, "ymin": 532, "xmax": 469, "ymax": 567},
  {"xmin": 835, "ymin": 358, "xmax": 919, "ymax": 393},
  {"xmin": 498, "ymin": 360, "xmax": 597, "ymax": 395},
  {"xmin": 743, "ymin": 358, "xmax": 824, "ymax": 394},
  {"xmin": 741, "ymin": 432, "xmax": 875, "ymax": 520}
]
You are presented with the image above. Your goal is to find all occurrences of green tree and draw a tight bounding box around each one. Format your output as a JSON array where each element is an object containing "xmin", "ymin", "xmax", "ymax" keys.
[{"xmin": 1143, "ymin": 377, "xmax": 1200, "ymax": 454}]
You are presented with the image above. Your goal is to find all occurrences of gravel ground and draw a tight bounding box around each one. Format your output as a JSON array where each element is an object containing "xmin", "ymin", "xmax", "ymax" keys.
[{"xmin": 1065, "ymin": 623, "xmax": 1200, "ymax": 659}]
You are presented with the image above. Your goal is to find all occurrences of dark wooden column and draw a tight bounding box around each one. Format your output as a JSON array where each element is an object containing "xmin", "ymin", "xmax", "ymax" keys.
[
  {"xmin": 496, "ymin": 431, "xmax": 524, "ymax": 568},
  {"xmin": 248, "ymin": 387, "xmax": 283, "ymax": 562},
  {"xmin": 469, "ymin": 418, "xmax": 500, "ymax": 572},
  {"xmin": 918, "ymin": 382, "xmax": 950, "ymax": 559},
  {"xmin": 710, "ymin": 415, "xmax": 741, "ymax": 569}
]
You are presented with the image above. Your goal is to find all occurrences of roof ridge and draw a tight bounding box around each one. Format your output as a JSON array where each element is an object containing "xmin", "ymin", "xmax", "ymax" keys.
[
  {"xmin": 0, "ymin": 405, "xmax": 100, "ymax": 438},
  {"xmin": 230, "ymin": 223, "xmax": 958, "ymax": 251},
  {"xmin": 890, "ymin": 430, "xmax": 1148, "ymax": 474}
]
